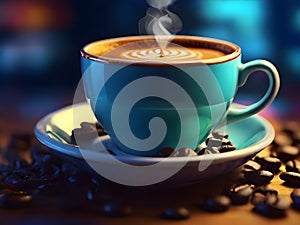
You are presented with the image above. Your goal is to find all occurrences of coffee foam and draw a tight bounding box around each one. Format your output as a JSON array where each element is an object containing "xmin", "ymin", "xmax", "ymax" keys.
[
  {"xmin": 101, "ymin": 40, "xmax": 225, "ymax": 63},
  {"xmin": 122, "ymin": 47, "xmax": 201, "ymax": 62},
  {"xmin": 82, "ymin": 36, "xmax": 240, "ymax": 65}
]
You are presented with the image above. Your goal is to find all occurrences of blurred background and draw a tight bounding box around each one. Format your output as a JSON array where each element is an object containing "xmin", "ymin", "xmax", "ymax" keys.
[{"xmin": 0, "ymin": 0, "xmax": 299, "ymax": 134}]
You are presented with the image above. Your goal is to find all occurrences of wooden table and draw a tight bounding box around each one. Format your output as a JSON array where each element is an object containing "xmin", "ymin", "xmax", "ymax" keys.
[{"xmin": 0, "ymin": 104, "xmax": 299, "ymax": 225}]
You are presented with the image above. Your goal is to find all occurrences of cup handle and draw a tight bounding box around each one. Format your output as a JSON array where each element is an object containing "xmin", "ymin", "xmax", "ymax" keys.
[{"xmin": 226, "ymin": 60, "xmax": 280, "ymax": 123}]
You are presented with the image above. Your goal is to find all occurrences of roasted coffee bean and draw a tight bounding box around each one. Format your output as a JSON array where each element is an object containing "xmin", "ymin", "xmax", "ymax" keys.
[
  {"xmin": 160, "ymin": 207, "xmax": 190, "ymax": 220},
  {"xmin": 272, "ymin": 132, "xmax": 293, "ymax": 147},
  {"xmin": 229, "ymin": 184, "xmax": 253, "ymax": 205},
  {"xmin": 86, "ymin": 189, "xmax": 95, "ymax": 201},
  {"xmin": 102, "ymin": 202, "xmax": 132, "ymax": 217},
  {"xmin": 242, "ymin": 160, "xmax": 261, "ymax": 171},
  {"xmin": 253, "ymin": 196, "xmax": 289, "ymax": 218},
  {"xmin": 282, "ymin": 121, "xmax": 300, "ymax": 136},
  {"xmin": 254, "ymin": 157, "xmax": 281, "ymax": 173},
  {"xmin": 286, "ymin": 160, "xmax": 300, "ymax": 173},
  {"xmin": 275, "ymin": 145, "xmax": 299, "ymax": 163},
  {"xmin": 292, "ymin": 131, "xmax": 300, "ymax": 146},
  {"xmin": 244, "ymin": 170, "xmax": 274, "ymax": 186},
  {"xmin": 0, "ymin": 192, "xmax": 32, "ymax": 209},
  {"xmin": 200, "ymin": 195, "xmax": 231, "ymax": 213},
  {"xmin": 291, "ymin": 188, "xmax": 300, "ymax": 206},
  {"xmin": 172, "ymin": 148, "xmax": 197, "ymax": 157},
  {"xmin": 250, "ymin": 187, "xmax": 278, "ymax": 205},
  {"xmin": 158, "ymin": 147, "xmax": 175, "ymax": 157},
  {"xmin": 7, "ymin": 133, "xmax": 32, "ymax": 152},
  {"xmin": 80, "ymin": 122, "xmax": 107, "ymax": 136},
  {"xmin": 198, "ymin": 147, "xmax": 220, "ymax": 155},
  {"xmin": 206, "ymin": 138, "xmax": 222, "ymax": 147},
  {"xmin": 279, "ymin": 172, "xmax": 300, "ymax": 187},
  {"xmin": 91, "ymin": 177, "xmax": 102, "ymax": 188},
  {"xmin": 212, "ymin": 130, "xmax": 229, "ymax": 139},
  {"xmin": 291, "ymin": 188, "xmax": 300, "ymax": 210},
  {"xmin": 219, "ymin": 144, "xmax": 236, "ymax": 153},
  {"xmin": 250, "ymin": 187, "xmax": 288, "ymax": 218}
]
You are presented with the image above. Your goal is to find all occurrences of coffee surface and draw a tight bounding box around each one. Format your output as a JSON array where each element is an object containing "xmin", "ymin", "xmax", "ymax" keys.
[{"xmin": 85, "ymin": 39, "xmax": 227, "ymax": 63}]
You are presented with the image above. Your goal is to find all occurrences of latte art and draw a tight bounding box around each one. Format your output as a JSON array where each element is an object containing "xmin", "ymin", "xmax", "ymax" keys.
[{"xmin": 122, "ymin": 48, "xmax": 202, "ymax": 61}]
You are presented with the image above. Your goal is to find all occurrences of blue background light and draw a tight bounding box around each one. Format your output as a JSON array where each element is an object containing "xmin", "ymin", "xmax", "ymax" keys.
[{"xmin": 0, "ymin": 0, "xmax": 299, "ymax": 121}]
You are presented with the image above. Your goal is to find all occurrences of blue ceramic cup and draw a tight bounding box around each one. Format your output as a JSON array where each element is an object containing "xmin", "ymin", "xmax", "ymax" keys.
[{"xmin": 80, "ymin": 36, "xmax": 280, "ymax": 156}]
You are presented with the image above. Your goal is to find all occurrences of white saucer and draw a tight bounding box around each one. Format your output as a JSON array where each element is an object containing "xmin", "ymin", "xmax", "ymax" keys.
[{"xmin": 34, "ymin": 102, "xmax": 275, "ymax": 185}]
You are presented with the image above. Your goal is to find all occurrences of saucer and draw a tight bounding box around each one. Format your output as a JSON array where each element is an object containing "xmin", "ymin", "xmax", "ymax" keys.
[{"xmin": 34, "ymin": 102, "xmax": 275, "ymax": 185}]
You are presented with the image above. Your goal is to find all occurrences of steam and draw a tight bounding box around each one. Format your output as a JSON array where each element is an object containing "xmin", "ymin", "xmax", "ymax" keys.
[{"xmin": 139, "ymin": 0, "xmax": 182, "ymax": 56}]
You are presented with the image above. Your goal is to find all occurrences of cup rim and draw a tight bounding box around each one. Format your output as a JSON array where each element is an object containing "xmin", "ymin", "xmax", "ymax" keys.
[{"xmin": 80, "ymin": 35, "xmax": 241, "ymax": 66}]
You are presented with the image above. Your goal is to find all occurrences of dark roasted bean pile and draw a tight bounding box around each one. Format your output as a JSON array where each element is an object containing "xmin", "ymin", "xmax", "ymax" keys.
[{"xmin": 0, "ymin": 120, "xmax": 300, "ymax": 221}]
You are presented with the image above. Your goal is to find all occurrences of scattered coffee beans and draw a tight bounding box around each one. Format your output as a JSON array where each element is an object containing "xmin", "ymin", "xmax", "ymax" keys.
[
  {"xmin": 229, "ymin": 184, "xmax": 253, "ymax": 205},
  {"xmin": 291, "ymin": 188, "xmax": 300, "ymax": 210},
  {"xmin": 275, "ymin": 145, "xmax": 299, "ymax": 163},
  {"xmin": 254, "ymin": 156, "xmax": 281, "ymax": 173},
  {"xmin": 160, "ymin": 207, "xmax": 190, "ymax": 220},
  {"xmin": 250, "ymin": 187, "xmax": 289, "ymax": 218},
  {"xmin": 1, "ymin": 118, "xmax": 300, "ymax": 221},
  {"xmin": 0, "ymin": 191, "xmax": 32, "ymax": 209},
  {"xmin": 243, "ymin": 170, "xmax": 274, "ymax": 186},
  {"xmin": 272, "ymin": 132, "xmax": 293, "ymax": 147},
  {"xmin": 286, "ymin": 160, "xmax": 300, "ymax": 173},
  {"xmin": 200, "ymin": 195, "xmax": 231, "ymax": 213},
  {"xmin": 279, "ymin": 172, "xmax": 300, "ymax": 187},
  {"xmin": 253, "ymin": 196, "xmax": 289, "ymax": 218},
  {"xmin": 242, "ymin": 160, "xmax": 261, "ymax": 171},
  {"xmin": 198, "ymin": 131, "xmax": 236, "ymax": 155},
  {"xmin": 102, "ymin": 202, "xmax": 132, "ymax": 217},
  {"xmin": 71, "ymin": 122, "xmax": 107, "ymax": 145},
  {"xmin": 158, "ymin": 130, "xmax": 236, "ymax": 157}
]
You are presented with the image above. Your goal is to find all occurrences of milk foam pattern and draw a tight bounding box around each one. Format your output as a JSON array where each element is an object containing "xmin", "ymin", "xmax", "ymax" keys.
[{"xmin": 122, "ymin": 48, "xmax": 202, "ymax": 61}]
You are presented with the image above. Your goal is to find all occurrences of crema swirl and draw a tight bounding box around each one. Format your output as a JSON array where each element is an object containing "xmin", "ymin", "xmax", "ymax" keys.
[{"xmin": 122, "ymin": 48, "xmax": 202, "ymax": 61}]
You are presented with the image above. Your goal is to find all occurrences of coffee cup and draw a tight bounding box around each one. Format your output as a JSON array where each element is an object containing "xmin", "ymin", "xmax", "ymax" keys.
[{"xmin": 80, "ymin": 35, "xmax": 280, "ymax": 156}]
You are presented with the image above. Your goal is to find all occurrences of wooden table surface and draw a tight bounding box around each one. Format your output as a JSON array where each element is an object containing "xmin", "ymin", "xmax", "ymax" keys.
[{"xmin": 0, "ymin": 109, "xmax": 299, "ymax": 225}]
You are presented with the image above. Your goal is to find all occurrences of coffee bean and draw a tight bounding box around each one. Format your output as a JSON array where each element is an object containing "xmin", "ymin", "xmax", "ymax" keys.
[
  {"xmin": 206, "ymin": 138, "xmax": 222, "ymax": 147},
  {"xmin": 7, "ymin": 133, "xmax": 32, "ymax": 152},
  {"xmin": 291, "ymin": 189, "xmax": 300, "ymax": 206},
  {"xmin": 282, "ymin": 120, "xmax": 300, "ymax": 136},
  {"xmin": 198, "ymin": 147, "xmax": 220, "ymax": 155},
  {"xmin": 91, "ymin": 177, "xmax": 102, "ymax": 188},
  {"xmin": 291, "ymin": 131, "xmax": 300, "ymax": 145},
  {"xmin": 242, "ymin": 160, "xmax": 261, "ymax": 171},
  {"xmin": 160, "ymin": 207, "xmax": 190, "ymax": 220},
  {"xmin": 253, "ymin": 196, "xmax": 289, "ymax": 218},
  {"xmin": 291, "ymin": 188, "xmax": 300, "ymax": 210},
  {"xmin": 250, "ymin": 187, "xmax": 288, "ymax": 217},
  {"xmin": 279, "ymin": 172, "xmax": 300, "ymax": 187},
  {"xmin": 272, "ymin": 132, "xmax": 293, "ymax": 147},
  {"xmin": 102, "ymin": 202, "xmax": 132, "ymax": 217},
  {"xmin": 286, "ymin": 160, "xmax": 300, "ymax": 173},
  {"xmin": 200, "ymin": 195, "xmax": 231, "ymax": 212},
  {"xmin": 80, "ymin": 122, "xmax": 107, "ymax": 136},
  {"xmin": 229, "ymin": 184, "xmax": 253, "ymax": 205},
  {"xmin": 219, "ymin": 144, "xmax": 236, "ymax": 153},
  {"xmin": 172, "ymin": 148, "xmax": 197, "ymax": 157},
  {"xmin": 0, "ymin": 192, "xmax": 32, "ymax": 209},
  {"xmin": 212, "ymin": 130, "xmax": 229, "ymax": 139},
  {"xmin": 275, "ymin": 145, "xmax": 299, "ymax": 163},
  {"xmin": 250, "ymin": 187, "xmax": 278, "ymax": 205},
  {"xmin": 244, "ymin": 170, "xmax": 274, "ymax": 186},
  {"xmin": 86, "ymin": 189, "xmax": 95, "ymax": 201},
  {"xmin": 254, "ymin": 157, "xmax": 281, "ymax": 173}
]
